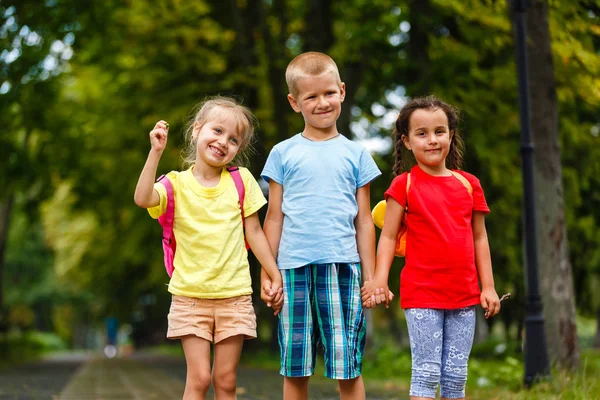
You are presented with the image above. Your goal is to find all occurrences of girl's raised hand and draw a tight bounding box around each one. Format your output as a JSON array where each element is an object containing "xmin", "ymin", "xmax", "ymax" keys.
[{"xmin": 150, "ymin": 120, "xmax": 169, "ymax": 152}]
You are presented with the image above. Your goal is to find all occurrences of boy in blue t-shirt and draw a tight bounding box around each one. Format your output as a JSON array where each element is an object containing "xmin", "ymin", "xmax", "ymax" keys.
[{"xmin": 260, "ymin": 51, "xmax": 381, "ymax": 400}]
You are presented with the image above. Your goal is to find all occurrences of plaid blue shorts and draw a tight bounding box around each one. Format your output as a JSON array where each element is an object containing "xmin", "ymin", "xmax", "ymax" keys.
[{"xmin": 278, "ymin": 263, "xmax": 366, "ymax": 379}]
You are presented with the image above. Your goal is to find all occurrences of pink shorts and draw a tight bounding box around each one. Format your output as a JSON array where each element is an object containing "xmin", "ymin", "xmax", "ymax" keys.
[{"xmin": 167, "ymin": 294, "xmax": 257, "ymax": 343}]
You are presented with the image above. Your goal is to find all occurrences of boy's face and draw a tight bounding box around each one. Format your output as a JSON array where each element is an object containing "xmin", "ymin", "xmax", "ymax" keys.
[{"xmin": 287, "ymin": 73, "xmax": 345, "ymax": 132}]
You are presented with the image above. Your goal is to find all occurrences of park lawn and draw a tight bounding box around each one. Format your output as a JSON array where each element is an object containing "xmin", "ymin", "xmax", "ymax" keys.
[
  {"xmin": 0, "ymin": 331, "xmax": 67, "ymax": 369},
  {"xmin": 467, "ymin": 348, "xmax": 600, "ymax": 399},
  {"xmin": 152, "ymin": 340, "xmax": 600, "ymax": 399},
  {"xmin": 359, "ymin": 344, "xmax": 600, "ymax": 400}
]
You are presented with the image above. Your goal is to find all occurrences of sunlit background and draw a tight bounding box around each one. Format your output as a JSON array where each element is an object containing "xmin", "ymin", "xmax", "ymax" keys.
[{"xmin": 1, "ymin": 0, "xmax": 599, "ymax": 398}]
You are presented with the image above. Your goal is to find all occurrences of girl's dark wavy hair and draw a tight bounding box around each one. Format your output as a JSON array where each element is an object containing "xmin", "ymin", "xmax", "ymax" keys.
[{"xmin": 392, "ymin": 95, "xmax": 465, "ymax": 176}]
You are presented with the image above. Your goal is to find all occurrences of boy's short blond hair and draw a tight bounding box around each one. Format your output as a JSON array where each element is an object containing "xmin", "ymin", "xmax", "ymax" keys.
[{"xmin": 285, "ymin": 52, "xmax": 342, "ymax": 97}]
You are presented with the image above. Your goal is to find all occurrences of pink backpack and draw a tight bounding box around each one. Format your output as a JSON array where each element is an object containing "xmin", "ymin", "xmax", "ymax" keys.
[{"xmin": 156, "ymin": 166, "xmax": 248, "ymax": 278}]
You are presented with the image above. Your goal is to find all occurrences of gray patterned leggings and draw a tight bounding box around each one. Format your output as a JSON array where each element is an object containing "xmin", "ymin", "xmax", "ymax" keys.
[{"xmin": 404, "ymin": 307, "xmax": 476, "ymax": 399}]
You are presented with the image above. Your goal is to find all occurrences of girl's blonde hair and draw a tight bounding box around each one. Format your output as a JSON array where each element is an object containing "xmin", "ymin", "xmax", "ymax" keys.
[
  {"xmin": 181, "ymin": 96, "xmax": 257, "ymax": 169},
  {"xmin": 392, "ymin": 95, "xmax": 465, "ymax": 175}
]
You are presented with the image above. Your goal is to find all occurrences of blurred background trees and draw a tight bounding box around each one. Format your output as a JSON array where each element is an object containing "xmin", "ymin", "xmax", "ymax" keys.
[{"xmin": 1, "ymin": 0, "xmax": 599, "ymax": 372}]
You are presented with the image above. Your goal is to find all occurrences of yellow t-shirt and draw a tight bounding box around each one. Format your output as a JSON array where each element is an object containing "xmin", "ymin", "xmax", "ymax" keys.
[{"xmin": 148, "ymin": 166, "xmax": 267, "ymax": 298}]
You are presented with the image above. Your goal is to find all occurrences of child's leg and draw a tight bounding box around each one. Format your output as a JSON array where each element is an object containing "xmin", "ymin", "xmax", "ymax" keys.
[
  {"xmin": 313, "ymin": 263, "xmax": 366, "ymax": 399},
  {"xmin": 279, "ymin": 266, "xmax": 318, "ymax": 400},
  {"xmin": 283, "ymin": 376, "xmax": 310, "ymax": 400},
  {"xmin": 212, "ymin": 295, "xmax": 257, "ymax": 399},
  {"xmin": 440, "ymin": 307, "xmax": 476, "ymax": 400},
  {"xmin": 181, "ymin": 335, "xmax": 212, "ymax": 400},
  {"xmin": 212, "ymin": 335, "xmax": 245, "ymax": 400},
  {"xmin": 338, "ymin": 376, "xmax": 365, "ymax": 400},
  {"xmin": 405, "ymin": 308, "xmax": 444, "ymax": 400}
]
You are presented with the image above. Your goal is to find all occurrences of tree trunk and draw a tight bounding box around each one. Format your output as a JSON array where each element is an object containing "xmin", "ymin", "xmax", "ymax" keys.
[
  {"xmin": 338, "ymin": 61, "xmax": 364, "ymax": 138},
  {"xmin": 474, "ymin": 307, "xmax": 490, "ymax": 344},
  {"xmin": 595, "ymin": 309, "xmax": 600, "ymax": 348},
  {"xmin": 258, "ymin": 0, "xmax": 290, "ymax": 146},
  {"xmin": 302, "ymin": 0, "xmax": 334, "ymax": 53},
  {"xmin": 526, "ymin": 0, "xmax": 579, "ymax": 369},
  {"xmin": 299, "ymin": 0, "xmax": 364, "ymax": 139},
  {"xmin": 0, "ymin": 195, "xmax": 14, "ymax": 333},
  {"xmin": 406, "ymin": 0, "xmax": 434, "ymax": 96},
  {"xmin": 229, "ymin": 0, "xmax": 260, "ymax": 114},
  {"xmin": 517, "ymin": 316, "xmax": 524, "ymax": 344},
  {"xmin": 383, "ymin": 304, "xmax": 405, "ymax": 346}
]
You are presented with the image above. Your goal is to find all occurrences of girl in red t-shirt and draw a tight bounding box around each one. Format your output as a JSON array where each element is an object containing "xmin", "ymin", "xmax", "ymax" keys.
[{"xmin": 362, "ymin": 96, "xmax": 500, "ymax": 400}]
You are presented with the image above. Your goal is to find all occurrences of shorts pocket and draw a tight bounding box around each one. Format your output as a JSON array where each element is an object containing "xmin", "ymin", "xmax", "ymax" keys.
[
  {"xmin": 168, "ymin": 295, "xmax": 195, "ymax": 330},
  {"xmin": 234, "ymin": 295, "xmax": 256, "ymax": 330}
]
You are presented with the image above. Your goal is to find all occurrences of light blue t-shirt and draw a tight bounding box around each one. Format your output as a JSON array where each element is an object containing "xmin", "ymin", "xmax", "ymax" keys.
[{"xmin": 261, "ymin": 133, "xmax": 381, "ymax": 270}]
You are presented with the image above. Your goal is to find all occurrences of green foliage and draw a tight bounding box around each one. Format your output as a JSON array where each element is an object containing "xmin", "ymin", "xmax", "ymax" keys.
[
  {"xmin": 363, "ymin": 345, "xmax": 413, "ymax": 378},
  {"xmin": 1, "ymin": 0, "xmax": 598, "ymax": 353},
  {"xmin": 469, "ymin": 349, "xmax": 600, "ymax": 399},
  {"xmin": 360, "ymin": 344, "xmax": 600, "ymax": 398},
  {"xmin": 383, "ymin": 0, "xmax": 600, "ymax": 334},
  {"xmin": 0, "ymin": 331, "xmax": 67, "ymax": 367}
]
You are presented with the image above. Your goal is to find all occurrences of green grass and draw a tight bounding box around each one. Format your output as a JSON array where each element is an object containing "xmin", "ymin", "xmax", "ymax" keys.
[
  {"xmin": 468, "ymin": 348, "xmax": 600, "ymax": 399},
  {"xmin": 143, "ymin": 333, "xmax": 600, "ymax": 399},
  {"xmin": 237, "ymin": 341, "xmax": 600, "ymax": 399},
  {"xmin": 359, "ymin": 342, "xmax": 600, "ymax": 399},
  {"xmin": 141, "ymin": 342, "xmax": 185, "ymax": 357},
  {"xmin": 0, "ymin": 330, "xmax": 67, "ymax": 368}
]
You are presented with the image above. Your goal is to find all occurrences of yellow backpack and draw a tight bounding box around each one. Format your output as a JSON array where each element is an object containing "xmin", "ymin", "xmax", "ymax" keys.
[{"xmin": 372, "ymin": 171, "xmax": 473, "ymax": 257}]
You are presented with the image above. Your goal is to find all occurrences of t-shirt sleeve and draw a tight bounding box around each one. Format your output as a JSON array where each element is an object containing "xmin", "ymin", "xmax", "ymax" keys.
[
  {"xmin": 461, "ymin": 172, "xmax": 490, "ymax": 213},
  {"xmin": 384, "ymin": 173, "xmax": 409, "ymax": 207},
  {"xmin": 147, "ymin": 171, "xmax": 179, "ymax": 219},
  {"xmin": 260, "ymin": 147, "xmax": 283, "ymax": 185},
  {"xmin": 241, "ymin": 168, "xmax": 268, "ymax": 217},
  {"xmin": 147, "ymin": 180, "xmax": 168, "ymax": 219},
  {"xmin": 357, "ymin": 149, "xmax": 382, "ymax": 188}
]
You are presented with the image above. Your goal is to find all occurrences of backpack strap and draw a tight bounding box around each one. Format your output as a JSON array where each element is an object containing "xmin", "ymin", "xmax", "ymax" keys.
[
  {"xmin": 157, "ymin": 174, "xmax": 175, "ymax": 245},
  {"xmin": 226, "ymin": 166, "xmax": 249, "ymax": 250},
  {"xmin": 449, "ymin": 171, "xmax": 473, "ymax": 195},
  {"xmin": 157, "ymin": 174, "xmax": 176, "ymax": 277}
]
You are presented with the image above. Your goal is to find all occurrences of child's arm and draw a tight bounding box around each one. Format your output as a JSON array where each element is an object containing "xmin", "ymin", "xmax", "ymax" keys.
[
  {"xmin": 361, "ymin": 197, "xmax": 404, "ymax": 308},
  {"xmin": 355, "ymin": 183, "xmax": 376, "ymax": 283},
  {"xmin": 263, "ymin": 181, "xmax": 284, "ymax": 260},
  {"xmin": 244, "ymin": 212, "xmax": 283, "ymax": 313},
  {"xmin": 472, "ymin": 211, "xmax": 500, "ymax": 318},
  {"xmin": 134, "ymin": 121, "xmax": 169, "ymax": 208},
  {"xmin": 261, "ymin": 180, "xmax": 285, "ymax": 313}
]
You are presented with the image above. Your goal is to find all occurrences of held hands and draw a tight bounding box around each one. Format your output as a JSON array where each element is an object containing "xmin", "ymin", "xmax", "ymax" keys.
[
  {"xmin": 261, "ymin": 278, "xmax": 284, "ymax": 315},
  {"xmin": 361, "ymin": 279, "xmax": 394, "ymax": 309},
  {"xmin": 150, "ymin": 120, "xmax": 169, "ymax": 152},
  {"xmin": 481, "ymin": 287, "xmax": 501, "ymax": 319}
]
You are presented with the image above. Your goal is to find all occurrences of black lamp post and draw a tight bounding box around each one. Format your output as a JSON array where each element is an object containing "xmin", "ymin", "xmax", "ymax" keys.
[{"xmin": 510, "ymin": 0, "xmax": 551, "ymax": 386}]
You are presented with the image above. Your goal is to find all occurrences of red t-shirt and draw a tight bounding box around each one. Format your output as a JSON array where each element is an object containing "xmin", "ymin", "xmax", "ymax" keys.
[{"xmin": 384, "ymin": 165, "xmax": 490, "ymax": 309}]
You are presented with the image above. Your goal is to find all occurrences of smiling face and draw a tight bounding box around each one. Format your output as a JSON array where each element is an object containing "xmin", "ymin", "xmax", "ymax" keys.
[
  {"xmin": 287, "ymin": 72, "xmax": 345, "ymax": 136},
  {"xmin": 193, "ymin": 110, "xmax": 242, "ymax": 168},
  {"xmin": 402, "ymin": 108, "xmax": 454, "ymax": 174}
]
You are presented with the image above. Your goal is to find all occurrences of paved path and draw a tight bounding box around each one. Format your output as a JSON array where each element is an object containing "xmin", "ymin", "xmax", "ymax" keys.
[
  {"xmin": 58, "ymin": 357, "xmax": 184, "ymax": 399},
  {"xmin": 0, "ymin": 353, "xmax": 85, "ymax": 400},
  {"xmin": 0, "ymin": 353, "xmax": 409, "ymax": 399},
  {"xmin": 138, "ymin": 353, "xmax": 408, "ymax": 400}
]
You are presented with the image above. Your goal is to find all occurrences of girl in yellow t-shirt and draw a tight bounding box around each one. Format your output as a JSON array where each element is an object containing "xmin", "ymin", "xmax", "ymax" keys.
[{"xmin": 134, "ymin": 96, "xmax": 282, "ymax": 400}]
